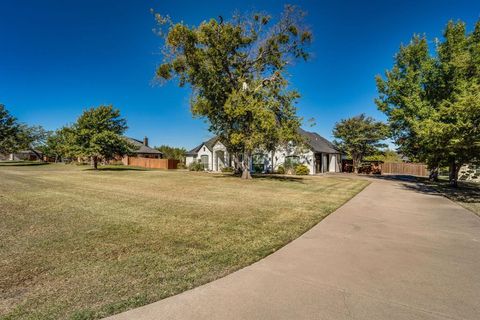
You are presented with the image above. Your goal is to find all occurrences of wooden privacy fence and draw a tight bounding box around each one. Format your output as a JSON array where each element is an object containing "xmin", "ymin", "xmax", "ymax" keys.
[
  {"xmin": 382, "ymin": 162, "xmax": 428, "ymax": 177},
  {"xmin": 122, "ymin": 156, "xmax": 179, "ymax": 170}
]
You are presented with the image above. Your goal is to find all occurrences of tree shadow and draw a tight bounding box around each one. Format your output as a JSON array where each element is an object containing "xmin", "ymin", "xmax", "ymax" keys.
[
  {"xmin": 211, "ymin": 173, "xmax": 306, "ymax": 183},
  {"xmin": 84, "ymin": 166, "xmax": 149, "ymax": 171},
  {"xmin": 370, "ymin": 174, "xmax": 480, "ymax": 204},
  {"xmin": 0, "ymin": 161, "xmax": 49, "ymax": 167}
]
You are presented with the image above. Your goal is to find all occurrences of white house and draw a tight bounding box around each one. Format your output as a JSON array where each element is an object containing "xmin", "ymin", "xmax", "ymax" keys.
[{"xmin": 185, "ymin": 128, "xmax": 342, "ymax": 175}]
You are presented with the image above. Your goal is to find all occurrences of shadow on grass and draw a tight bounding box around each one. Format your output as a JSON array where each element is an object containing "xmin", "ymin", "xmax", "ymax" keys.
[
  {"xmin": 84, "ymin": 166, "xmax": 149, "ymax": 171},
  {"xmin": 369, "ymin": 174, "xmax": 480, "ymax": 204},
  {"xmin": 0, "ymin": 161, "xmax": 49, "ymax": 167},
  {"xmin": 211, "ymin": 173, "xmax": 306, "ymax": 183}
]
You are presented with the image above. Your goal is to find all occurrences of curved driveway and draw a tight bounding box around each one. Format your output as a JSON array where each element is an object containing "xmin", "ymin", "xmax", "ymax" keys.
[{"xmin": 106, "ymin": 177, "xmax": 480, "ymax": 320}]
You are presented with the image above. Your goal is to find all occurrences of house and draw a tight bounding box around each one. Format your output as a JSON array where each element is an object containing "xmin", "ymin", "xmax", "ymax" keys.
[
  {"xmin": 1, "ymin": 149, "xmax": 43, "ymax": 161},
  {"xmin": 185, "ymin": 128, "xmax": 342, "ymax": 174},
  {"xmin": 125, "ymin": 137, "xmax": 163, "ymax": 159}
]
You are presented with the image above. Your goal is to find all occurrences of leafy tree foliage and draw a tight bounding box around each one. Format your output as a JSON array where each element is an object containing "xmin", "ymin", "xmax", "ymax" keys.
[
  {"xmin": 154, "ymin": 145, "xmax": 186, "ymax": 162},
  {"xmin": 68, "ymin": 105, "xmax": 131, "ymax": 169},
  {"xmin": 333, "ymin": 114, "xmax": 389, "ymax": 173},
  {"xmin": 0, "ymin": 104, "xmax": 48, "ymax": 159},
  {"xmin": 376, "ymin": 19, "xmax": 480, "ymax": 186},
  {"xmin": 153, "ymin": 5, "xmax": 311, "ymax": 178},
  {"xmin": 364, "ymin": 149, "xmax": 403, "ymax": 162},
  {"xmin": 0, "ymin": 104, "xmax": 21, "ymax": 155}
]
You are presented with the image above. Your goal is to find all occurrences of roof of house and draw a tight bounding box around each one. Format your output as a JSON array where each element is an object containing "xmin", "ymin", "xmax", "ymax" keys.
[
  {"xmin": 186, "ymin": 129, "xmax": 339, "ymax": 156},
  {"xmin": 186, "ymin": 136, "xmax": 220, "ymax": 156},
  {"xmin": 125, "ymin": 137, "xmax": 163, "ymax": 155},
  {"xmin": 298, "ymin": 128, "xmax": 340, "ymax": 154}
]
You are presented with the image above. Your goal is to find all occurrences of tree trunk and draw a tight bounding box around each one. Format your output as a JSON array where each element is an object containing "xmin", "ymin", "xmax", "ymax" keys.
[
  {"xmin": 92, "ymin": 156, "xmax": 98, "ymax": 170},
  {"xmin": 429, "ymin": 166, "xmax": 439, "ymax": 182},
  {"xmin": 448, "ymin": 159, "xmax": 461, "ymax": 187},
  {"xmin": 241, "ymin": 151, "xmax": 252, "ymax": 179},
  {"xmin": 30, "ymin": 148, "xmax": 45, "ymax": 162},
  {"xmin": 352, "ymin": 156, "xmax": 360, "ymax": 174},
  {"xmin": 271, "ymin": 149, "xmax": 275, "ymax": 173}
]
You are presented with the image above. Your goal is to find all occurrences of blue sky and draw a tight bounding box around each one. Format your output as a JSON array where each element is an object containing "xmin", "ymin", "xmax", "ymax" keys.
[{"xmin": 1, "ymin": 0, "xmax": 479, "ymax": 149}]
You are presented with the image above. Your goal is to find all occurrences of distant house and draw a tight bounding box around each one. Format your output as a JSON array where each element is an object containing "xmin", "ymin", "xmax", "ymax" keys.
[
  {"xmin": 1, "ymin": 150, "xmax": 43, "ymax": 161},
  {"xmin": 125, "ymin": 137, "xmax": 163, "ymax": 159},
  {"xmin": 185, "ymin": 128, "xmax": 342, "ymax": 174}
]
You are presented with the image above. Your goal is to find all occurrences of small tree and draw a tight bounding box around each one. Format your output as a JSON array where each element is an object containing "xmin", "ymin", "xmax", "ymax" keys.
[
  {"xmin": 153, "ymin": 5, "xmax": 311, "ymax": 179},
  {"xmin": 333, "ymin": 114, "xmax": 389, "ymax": 173},
  {"xmin": 155, "ymin": 145, "xmax": 187, "ymax": 162},
  {"xmin": 70, "ymin": 105, "xmax": 131, "ymax": 169}
]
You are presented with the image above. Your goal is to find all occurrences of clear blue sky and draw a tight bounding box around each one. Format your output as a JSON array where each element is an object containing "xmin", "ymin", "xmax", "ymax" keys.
[{"xmin": 1, "ymin": 0, "xmax": 479, "ymax": 149}]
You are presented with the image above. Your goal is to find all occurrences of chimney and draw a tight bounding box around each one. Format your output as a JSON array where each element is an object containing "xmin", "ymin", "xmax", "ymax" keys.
[{"xmin": 143, "ymin": 136, "xmax": 149, "ymax": 147}]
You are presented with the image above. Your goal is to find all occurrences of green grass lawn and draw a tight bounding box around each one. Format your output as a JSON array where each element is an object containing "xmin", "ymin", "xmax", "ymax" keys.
[{"xmin": 0, "ymin": 163, "xmax": 368, "ymax": 320}]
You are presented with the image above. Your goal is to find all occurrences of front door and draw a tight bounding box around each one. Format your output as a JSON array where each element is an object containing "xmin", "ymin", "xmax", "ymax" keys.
[{"xmin": 315, "ymin": 153, "xmax": 322, "ymax": 173}]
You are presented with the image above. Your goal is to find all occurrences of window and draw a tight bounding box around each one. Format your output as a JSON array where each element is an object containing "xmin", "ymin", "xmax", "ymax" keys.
[
  {"xmin": 252, "ymin": 153, "xmax": 266, "ymax": 173},
  {"xmin": 200, "ymin": 155, "xmax": 209, "ymax": 170},
  {"xmin": 284, "ymin": 155, "xmax": 299, "ymax": 170}
]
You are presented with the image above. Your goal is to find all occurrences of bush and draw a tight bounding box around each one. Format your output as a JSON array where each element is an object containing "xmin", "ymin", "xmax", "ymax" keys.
[
  {"xmin": 221, "ymin": 166, "xmax": 234, "ymax": 173},
  {"xmin": 295, "ymin": 164, "xmax": 310, "ymax": 175},
  {"xmin": 276, "ymin": 165, "xmax": 285, "ymax": 174},
  {"xmin": 177, "ymin": 162, "xmax": 186, "ymax": 169},
  {"xmin": 188, "ymin": 162, "xmax": 204, "ymax": 171}
]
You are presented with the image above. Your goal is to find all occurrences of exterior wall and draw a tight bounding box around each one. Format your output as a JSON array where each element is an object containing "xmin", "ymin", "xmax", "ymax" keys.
[
  {"xmin": 212, "ymin": 141, "xmax": 230, "ymax": 171},
  {"xmin": 458, "ymin": 163, "xmax": 479, "ymax": 183},
  {"xmin": 10, "ymin": 152, "xmax": 42, "ymax": 161},
  {"xmin": 188, "ymin": 142, "xmax": 341, "ymax": 175},
  {"xmin": 196, "ymin": 144, "xmax": 213, "ymax": 170},
  {"xmin": 261, "ymin": 146, "xmax": 315, "ymax": 174},
  {"xmin": 185, "ymin": 155, "xmax": 196, "ymax": 167}
]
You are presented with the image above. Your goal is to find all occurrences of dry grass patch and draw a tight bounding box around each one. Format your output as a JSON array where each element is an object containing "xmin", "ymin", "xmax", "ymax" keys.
[{"xmin": 0, "ymin": 164, "xmax": 368, "ymax": 319}]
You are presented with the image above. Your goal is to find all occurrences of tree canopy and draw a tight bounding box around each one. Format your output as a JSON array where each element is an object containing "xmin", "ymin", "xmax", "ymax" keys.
[
  {"xmin": 0, "ymin": 104, "xmax": 48, "ymax": 158},
  {"xmin": 67, "ymin": 105, "xmax": 132, "ymax": 169},
  {"xmin": 155, "ymin": 145, "xmax": 186, "ymax": 162},
  {"xmin": 153, "ymin": 5, "xmax": 311, "ymax": 178},
  {"xmin": 0, "ymin": 104, "xmax": 21, "ymax": 155},
  {"xmin": 376, "ymin": 19, "xmax": 480, "ymax": 185},
  {"xmin": 333, "ymin": 114, "xmax": 389, "ymax": 173}
]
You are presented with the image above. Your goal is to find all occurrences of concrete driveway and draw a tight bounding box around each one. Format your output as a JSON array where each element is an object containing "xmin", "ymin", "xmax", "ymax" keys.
[{"xmin": 106, "ymin": 177, "xmax": 480, "ymax": 320}]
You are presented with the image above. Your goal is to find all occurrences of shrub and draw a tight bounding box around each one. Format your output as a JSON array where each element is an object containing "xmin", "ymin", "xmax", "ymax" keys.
[
  {"xmin": 221, "ymin": 166, "xmax": 234, "ymax": 173},
  {"xmin": 276, "ymin": 165, "xmax": 285, "ymax": 174},
  {"xmin": 188, "ymin": 162, "xmax": 204, "ymax": 171},
  {"xmin": 295, "ymin": 164, "xmax": 310, "ymax": 175},
  {"xmin": 177, "ymin": 162, "xmax": 187, "ymax": 169}
]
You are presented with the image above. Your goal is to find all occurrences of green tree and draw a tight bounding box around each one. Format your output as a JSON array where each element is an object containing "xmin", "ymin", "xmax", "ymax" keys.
[
  {"xmin": 17, "ymin": 125, "xmax": 49, "ymax": 160},
  {"xmin": 0, "ymin": 105, "xmax": 47, "ymax": 159},
  {"xmin": 69, "ymin": 105, "xmax": 131, "ymax": 169},
  {"xmin": 333, "ymin": 114, "xmax": 389, "ymax": 173},
  {"xmin": 153, "ymin": 5, "xmax": 311, "ymax": 178},
  {"xmin": 0, "ymin": 104, "xmax": 21, "ymax": 155},
  {"xmin": 376, "ymin": 20, "xmax": 480, "ymax": 186},
  {"xmin": 364, "ymin": 149, "xmax": 403, "ymax": 162},
  {"xmin": 154, "ymin": 145, "xmax": 187, "ymax": 162}
]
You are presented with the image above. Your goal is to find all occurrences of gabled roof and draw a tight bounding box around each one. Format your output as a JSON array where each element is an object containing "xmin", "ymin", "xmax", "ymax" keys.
[
  {"xmin": 185, "ymin": 129, "xmax": 339, "ymax": 156},
  {"xmin": 186, "ymin": 128, "xmax": 340, "ymax": 156},
  {"xmin": 298, "ymin": 128, "xmax": 339, "ymax": 154},
  {"xmin": 125, "ymin": 137, "xmax": 163, "ymax": 155},
  {"xmin": 186, "ymin": 136, "xmax": 220, "ymax": 156}
]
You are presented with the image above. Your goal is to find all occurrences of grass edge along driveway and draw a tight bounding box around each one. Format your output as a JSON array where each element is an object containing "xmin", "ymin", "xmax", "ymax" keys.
[{"xmin": 0, "ymin": 164, "xmax": 369, "ymax": 320}]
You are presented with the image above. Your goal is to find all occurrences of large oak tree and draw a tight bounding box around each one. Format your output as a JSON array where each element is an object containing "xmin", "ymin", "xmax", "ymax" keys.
[
  {"xmin": 376, "ymin": 20, "xmax": 480, "ymax": 186},
  {"xmin": 153, "ymin": 5, "xmax": 311, "ymax": 178}
]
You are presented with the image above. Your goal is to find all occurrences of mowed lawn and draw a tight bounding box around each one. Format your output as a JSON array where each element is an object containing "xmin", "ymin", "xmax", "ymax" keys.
[{"xmin": 0, "ymin": 163, "xmax": 368, "ymax": 319}]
